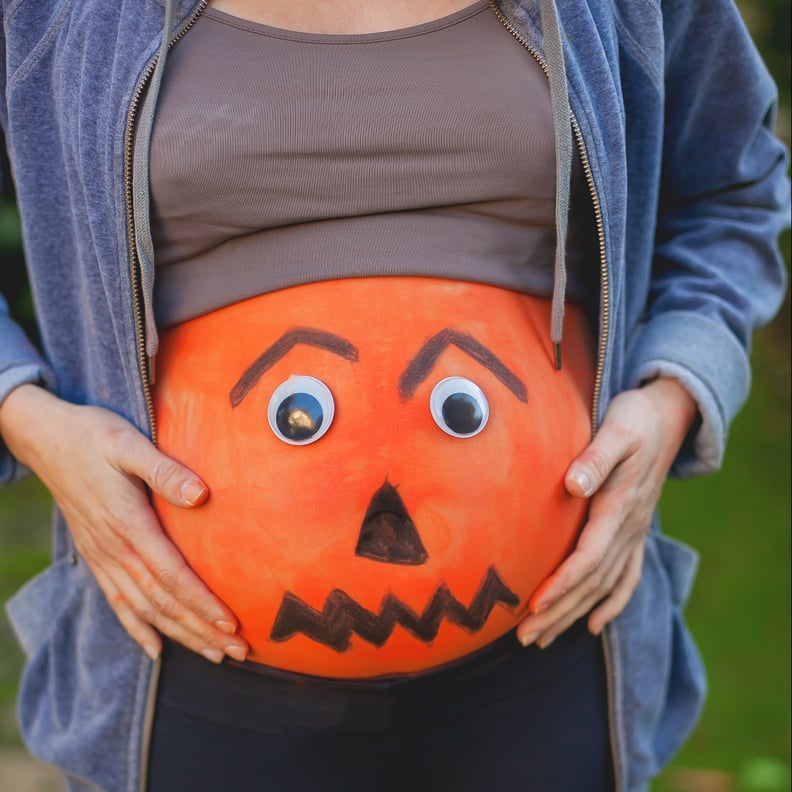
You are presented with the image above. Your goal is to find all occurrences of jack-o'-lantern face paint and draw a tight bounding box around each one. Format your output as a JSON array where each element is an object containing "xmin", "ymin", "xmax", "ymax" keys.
[
  {"xmin": 230, "ymin": 326, "xmax": 526, "ymax": 653},
  {"xmin": 153, "ymin": 277, "xmax": 594, "ymax": 678}
]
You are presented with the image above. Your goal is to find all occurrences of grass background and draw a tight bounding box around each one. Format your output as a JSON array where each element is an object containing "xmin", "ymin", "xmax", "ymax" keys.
[{"xmin": 0, "ymin": 2, "xmax": 789, "ymax": 790}]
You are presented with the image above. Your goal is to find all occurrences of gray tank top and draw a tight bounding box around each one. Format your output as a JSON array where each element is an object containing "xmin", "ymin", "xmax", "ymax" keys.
[{"xmin": 150, "ymin": 1, "xmax": 592, "ymax": 328}]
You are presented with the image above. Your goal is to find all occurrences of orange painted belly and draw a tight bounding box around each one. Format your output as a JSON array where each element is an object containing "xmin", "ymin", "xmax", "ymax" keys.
[{"xmin": 152, "ymin": 277, "xmax": 594, "ymax": 678}]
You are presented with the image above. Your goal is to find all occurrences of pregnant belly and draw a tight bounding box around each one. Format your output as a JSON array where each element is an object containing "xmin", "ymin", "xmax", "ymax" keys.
[{"xmin": 152, "ymin": 277, "xmax": 595, "ymax": 678}]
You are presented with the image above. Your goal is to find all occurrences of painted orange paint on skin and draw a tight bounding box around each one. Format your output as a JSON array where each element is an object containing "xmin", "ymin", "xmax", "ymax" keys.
[{"xmin": 153, "ymin": 278, "xmax": 594, "ymax": 678}]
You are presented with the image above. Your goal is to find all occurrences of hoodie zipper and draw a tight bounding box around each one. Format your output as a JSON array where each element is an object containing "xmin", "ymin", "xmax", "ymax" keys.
[
  {"xmin": 124, "ymin": 58, "xmax": 159, "ymax": 444},
  {"xmin": 123, "ymin": 3, "xmax": 208, "ymax": 790},
  {"xmin": 487, "ymin": 1, "xmax": 619, "ymax": 789},
  {"xmin": 124, "ymin": 0, "xmax": 208, "ymax": 447}
]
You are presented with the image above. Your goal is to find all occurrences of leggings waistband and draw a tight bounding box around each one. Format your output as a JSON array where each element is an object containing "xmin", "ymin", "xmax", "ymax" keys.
[{"xmin": 158, "ymin": 618, "xmax": 598, "ymax": 734}]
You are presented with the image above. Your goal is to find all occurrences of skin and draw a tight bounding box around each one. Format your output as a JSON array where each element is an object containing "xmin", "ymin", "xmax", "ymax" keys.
[
  {"xmin": 0, "ymin": 2, "xmax": 699, "ymax": 663},
  {"xmin": 208, "ymin": 0, "xmax": 480, "ymax": 34}
]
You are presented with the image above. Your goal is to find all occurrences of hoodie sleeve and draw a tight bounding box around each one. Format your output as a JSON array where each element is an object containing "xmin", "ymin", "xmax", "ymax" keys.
[
  {"xmin": 624, "ymin": 0, "xmax": 790, "ymax": 477},
  {"xmin": 0, "ymin": 20, "xmax": 58, "ymax": 483}
]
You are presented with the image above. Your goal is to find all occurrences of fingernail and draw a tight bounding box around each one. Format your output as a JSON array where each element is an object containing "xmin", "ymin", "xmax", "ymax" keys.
[
  {"xmin": 533, "ymin": 600, "xmax": 551, "ymax": 614},
  {"xmin": 215, "ymin": 620, "xmax": 237, "ymax": 635},
  {"xmin": 570, "ymin": 470, "xmax": 593, "ymax": 497},
  {"xmin": 143, "ymin": 643, "xmax": 161, "ymax": 661},
  {"xmin": 201, "ymin": 647, "xmax": 224, "ymax": 664},
  {"xmin": 225, "ymin": 644, "xmax": 248, "ymax": 663},
  {"xmin": 538, "ymin": 635, "xmax": 556, "ymax": 650},
  {"xmin": 181, "ymin": 479, "xmax": 207, "ymax": 506},
  {"xmin": 519, "ymin": 632, "xmax": 539, "ymax": 647}
]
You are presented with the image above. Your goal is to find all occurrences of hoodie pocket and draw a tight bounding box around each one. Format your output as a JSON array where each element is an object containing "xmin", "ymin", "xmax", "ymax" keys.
[
  {"xmin": 5, "ymin": 555, "xmax": 85, "ymax": 658},
  {"xmin": 649, "ymin": 533, "xmax": 707, "ymax": 767},
  {"xmin": 613, "ymin": 532, "xmax": 706, "ymax": 789},
  {"xmin": 653, "ymin": 532, "xmax": 700, "ymax": 609}
]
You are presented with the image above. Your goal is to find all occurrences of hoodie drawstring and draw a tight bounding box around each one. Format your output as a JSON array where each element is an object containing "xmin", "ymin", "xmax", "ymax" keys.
[{"xmin": 537, "ymin": 0, "xmax": 572, "ymax": 370}]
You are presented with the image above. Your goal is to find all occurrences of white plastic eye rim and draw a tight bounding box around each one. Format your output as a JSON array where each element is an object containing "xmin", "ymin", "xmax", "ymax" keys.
[
  {"xmin": 267, "ymin": 375, "xmax": 335, "ymax": 445},
  {"xmin": 429, "ymin": 376, "xmax": 489, "ymax": 438}
]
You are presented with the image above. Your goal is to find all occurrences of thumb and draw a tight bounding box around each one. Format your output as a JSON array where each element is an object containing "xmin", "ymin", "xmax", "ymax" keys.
[
  {"xmin": 565, "ymin": 419, "xmax": 635, "ymax": 499},
  {"xmin": 115, "ymin": 431, "xmax": 208, "ymax": 508}
]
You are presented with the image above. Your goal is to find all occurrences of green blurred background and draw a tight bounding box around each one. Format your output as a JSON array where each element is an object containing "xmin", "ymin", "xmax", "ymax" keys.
[{"xmin": 0, "ymin": 2, "xmax": 789, "ymax": 790}]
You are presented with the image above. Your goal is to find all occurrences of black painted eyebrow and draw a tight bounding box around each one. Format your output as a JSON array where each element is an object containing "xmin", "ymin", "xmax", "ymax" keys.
[
  {"xmin": 230, "ymin": 326, "xmax": 359, "ymax": 407},
  {"xmin": 398, "ymin": 329, "xmax": 527, "ymax": 403}
]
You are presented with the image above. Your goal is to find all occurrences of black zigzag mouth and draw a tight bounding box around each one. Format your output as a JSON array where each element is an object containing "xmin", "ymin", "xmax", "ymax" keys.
[{"xmin": 269, "ymin": 566, "xmax": 519, "ymax": 653}]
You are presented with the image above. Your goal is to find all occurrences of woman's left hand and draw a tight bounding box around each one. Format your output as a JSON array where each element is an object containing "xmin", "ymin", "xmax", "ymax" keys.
[{"xmin": 516, "ymin": 376, "xmax": 698, "ymax": 648}]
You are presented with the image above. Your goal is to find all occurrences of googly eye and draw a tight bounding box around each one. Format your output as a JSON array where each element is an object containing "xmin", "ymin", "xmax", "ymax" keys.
[
  {"xmin": 268, "ymin": 376, "xmax": 335, "ymax": 445},
  {"xmin": 430, "ymin": 377, "xmax": 489, "ymax": 438}
]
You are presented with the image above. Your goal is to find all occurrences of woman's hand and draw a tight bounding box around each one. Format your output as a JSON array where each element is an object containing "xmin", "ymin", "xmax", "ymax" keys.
[
  {"xmin": 0, "ymin": 383, "xmax": 249, "ymax": 664},
  {"xmin": 516, "ymin": 377, "xmax": 698, "ymax": 648}
]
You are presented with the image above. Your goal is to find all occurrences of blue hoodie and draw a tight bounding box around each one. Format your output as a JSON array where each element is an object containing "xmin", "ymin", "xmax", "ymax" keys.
[{"xmin": 1, "ymin": 0, "xmax": 788, "ymax": 790}]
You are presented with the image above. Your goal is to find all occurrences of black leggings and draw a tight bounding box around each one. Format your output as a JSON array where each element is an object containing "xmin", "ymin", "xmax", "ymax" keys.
[{"xmin": 147, "ymin": 618, "xmax": 614, "ymax": 792}]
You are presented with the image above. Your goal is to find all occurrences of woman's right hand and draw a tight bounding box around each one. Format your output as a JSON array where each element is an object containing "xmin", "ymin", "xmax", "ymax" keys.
[{"xmin": 0, "ymin": 383, "xmax": 249, "ymax": 664}]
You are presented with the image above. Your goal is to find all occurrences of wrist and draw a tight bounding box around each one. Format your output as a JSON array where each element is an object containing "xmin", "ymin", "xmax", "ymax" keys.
[
  {"xmin": 640, "ymin": 376, "xmax": 698, "ymax": 443},
  {"xmin": 0, "ymin": 383, "xmax": 68, "ymax": 471}
]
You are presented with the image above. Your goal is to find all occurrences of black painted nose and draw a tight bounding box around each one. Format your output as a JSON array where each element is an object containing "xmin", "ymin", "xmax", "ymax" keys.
[{"xmin": 355, "ymin": 480, "xmax": 428, "ymax": 566}]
